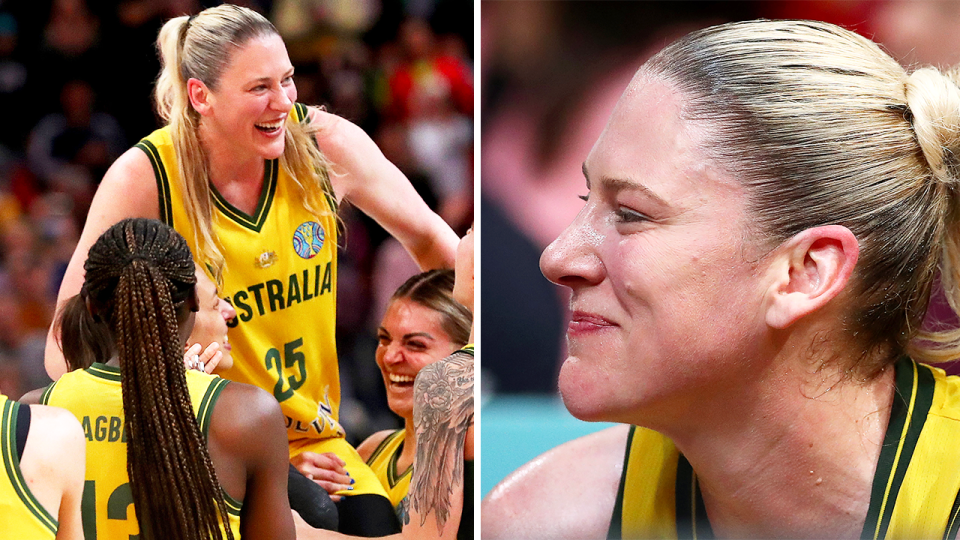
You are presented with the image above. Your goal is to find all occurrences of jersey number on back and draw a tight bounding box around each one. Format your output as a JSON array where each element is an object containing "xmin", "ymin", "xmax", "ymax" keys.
[{"xmin": 82, "ymin": 480, "xmax": 138, "ymax": 540}]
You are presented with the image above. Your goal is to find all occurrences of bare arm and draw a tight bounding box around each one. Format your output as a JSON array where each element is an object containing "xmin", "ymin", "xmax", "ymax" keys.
[
  {"xmin": 309, "ymin": 108, "xmax": 458, "ymax": 271},
  {"xmin": 44, "ymin": 148, "xmax": 160, "ymax": 379},
  {"xmin": 19, "ymin": 387, "xmax": 44, "ymax": 405},
  {"xmin": 400, "ymin": 348, "xmax": 474, "ymax": 540},
  {"xmin": 19, "ymin": 404, "xmax": 86, "ymax": 540},
  {"xmin": 481, "ymin": 425, "xmax": 629, "ymax": 540},
  {"xmin": 209, "ymin": 382, "xmax": 295, "ymax": 540}
]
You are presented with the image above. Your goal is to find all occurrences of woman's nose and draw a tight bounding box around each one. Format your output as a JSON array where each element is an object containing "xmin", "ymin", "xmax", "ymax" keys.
[
  {"xmin": 220, "ymin": 298, "xmax": 237, "ymax": 323},
  {"xmin": 540, "ymin": 210, "xmax": 605, "ymax": 289}
]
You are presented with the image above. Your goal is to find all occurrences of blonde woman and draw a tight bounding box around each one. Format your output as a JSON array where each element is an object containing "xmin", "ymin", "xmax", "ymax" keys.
[
  {"xmin": 484, "ymin": 20, "xmax": 960, "ymax": 539},
  {"xmin": 45, "ymin": 4, "xmax": 457, "ymax": 535}
]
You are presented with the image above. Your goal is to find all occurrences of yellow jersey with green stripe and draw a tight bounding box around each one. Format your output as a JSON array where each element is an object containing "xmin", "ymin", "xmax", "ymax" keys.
[
  {"xmin": 134, "ymin": 103, "xmax": 345, "ymax": 444},
  {"xmin": 0, "ymin": 395, "xmax": 57, "ymax": 538},
  {"xmin": 40, "ymin": 364, "xmax": 241, "ymax": 539},
  {"xmin": 366, "ymin": 429, "xmax": 412, "ymax": 510},
  {"xmin": 609, "ymin": 358, "xmax": 960, "ymax": 540}
]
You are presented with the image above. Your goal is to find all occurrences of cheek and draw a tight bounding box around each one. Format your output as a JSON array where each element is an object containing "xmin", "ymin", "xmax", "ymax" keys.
[
  {"xmin": 374, "ymin": 349, "xmax": 387, "ymax": 370},
  {"xmin": 409, "ymin": 353, "xmax": 441, "ymax": 374},
  {"xmin": 286, "ymin": 85, "xmax": 297, "ymax": 104}
]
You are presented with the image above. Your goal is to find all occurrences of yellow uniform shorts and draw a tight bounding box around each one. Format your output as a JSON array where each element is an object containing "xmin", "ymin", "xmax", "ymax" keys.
[{"xmin": 290, "ymin": 437, "xmax": 389, "ymax": 498}]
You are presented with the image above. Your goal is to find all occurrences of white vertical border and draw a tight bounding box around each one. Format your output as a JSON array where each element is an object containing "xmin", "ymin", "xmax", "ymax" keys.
[{"xmin": 472, "ymin": 0, "xmax": 482, "ymax": 538}]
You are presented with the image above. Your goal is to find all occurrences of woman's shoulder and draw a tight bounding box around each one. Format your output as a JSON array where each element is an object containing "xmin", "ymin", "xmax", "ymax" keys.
[
  {"xmin": 357, "ymin": 428, "xmax": 402, "ymax": 462},
  {"xmin": 481, "ymin": 424, "xmax": 630, "ymax": 540},
  {"xmin": 96, "ymin": 145, "xmax": 160, "ymax": 210}
]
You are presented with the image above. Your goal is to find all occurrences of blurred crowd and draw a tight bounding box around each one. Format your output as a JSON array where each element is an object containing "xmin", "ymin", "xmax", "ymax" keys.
[
  {"xmin": 0, "ymin": 0, "xmax": 472, "ymax": 446},
  {"xmin": 481, "ymin": 0, "xmax": 960, "ymax": 397}
]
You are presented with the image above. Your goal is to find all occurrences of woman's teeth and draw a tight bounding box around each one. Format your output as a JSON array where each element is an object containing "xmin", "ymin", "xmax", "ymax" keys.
[
  {"xmin": 389, "ymin": 374, "xmax": 414, "ymax": 384},
  {"xmin": 255, "ymin": 120, "xmax": 284, "ymax": 132}
]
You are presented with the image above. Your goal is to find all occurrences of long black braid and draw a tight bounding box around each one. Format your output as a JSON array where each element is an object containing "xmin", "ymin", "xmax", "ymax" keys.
[{"xmin": 64, "ymin": 218, "xmax": 233, "ymax": 540}]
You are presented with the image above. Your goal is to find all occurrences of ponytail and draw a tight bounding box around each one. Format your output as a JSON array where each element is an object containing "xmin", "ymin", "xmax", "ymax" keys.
[
  {"xmin": 902, "ymin": 67, "xmax": 960, "ymax": 364},
  {"xmin": 84, "ymin": 218, "xmax": 233, "ymax": 540}
]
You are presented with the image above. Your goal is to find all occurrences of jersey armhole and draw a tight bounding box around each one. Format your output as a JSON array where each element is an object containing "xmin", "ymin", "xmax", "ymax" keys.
[
  {"xmin": 14, "ymin": 402, "xmax": 29, "ymax": 461},
  {"xmin": 134, "ymin": 139, "xmax": 173, "ymax": 226},
  {"xmin": 197, "ymin": 378, "xmax": 230, "ymax": 439}
]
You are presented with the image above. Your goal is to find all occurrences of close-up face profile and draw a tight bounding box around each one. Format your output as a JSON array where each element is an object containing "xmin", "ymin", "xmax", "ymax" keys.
[
  {"xmin": 197, "ymin": 32, "xmax": 296, "ymax": 161},
  {"xmin": 539, "ymin": 75, "xmax": 771, "ymax": 427},
  {"xmin": 188, "ymin": 268, "xmax": 237, "ymax": 371},
  {"xmin": 376, "ymin": 298, "xmax": 461, "ymax": 418}
]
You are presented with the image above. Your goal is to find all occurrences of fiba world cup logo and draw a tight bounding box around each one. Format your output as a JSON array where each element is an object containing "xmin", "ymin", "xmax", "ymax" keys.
[{"xmin": 292, "ymin": 221, "xmax": 325, "ymax": 259}]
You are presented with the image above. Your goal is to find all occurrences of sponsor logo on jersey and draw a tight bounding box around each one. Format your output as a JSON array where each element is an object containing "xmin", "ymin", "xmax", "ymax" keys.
[{"xmin": 293, "ymin": 221, "xmax": 325, "ymax": 259}]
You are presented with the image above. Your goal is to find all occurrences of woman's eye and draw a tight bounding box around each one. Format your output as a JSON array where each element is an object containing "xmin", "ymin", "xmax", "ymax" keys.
[
  {"xmin": 407, "ymin": 341, "xmax": 427, "ymax": 351},
  {"xmin": 377, "ymin": 335, "xmax": 390, "ymax": 345},
  {"xmin": 615, "ymin": 207, "xmax": 650, "ymax": 223}
]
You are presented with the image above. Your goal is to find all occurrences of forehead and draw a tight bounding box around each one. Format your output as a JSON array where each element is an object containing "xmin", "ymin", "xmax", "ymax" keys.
[
  {"xmin": 383, "ymin": 298, "xmax": 445, "ymax": 332},
  {"xmin": 195, "ymin": 267, "xmax": 217, "ymax": 298},
  {"xmin": 221, "ymin": 33, "xmax": 292, "ymax": 80},
  {"xmin": 585, "ymin": 74, "xmax": 735, "ymax": 202}
]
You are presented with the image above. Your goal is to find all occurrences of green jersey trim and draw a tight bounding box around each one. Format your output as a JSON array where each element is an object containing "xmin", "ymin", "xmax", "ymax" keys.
[
  {"xmin": 135, "ymin": 139, "xmax": 174, "ymax": 226},
  {"xmin": 607, "ymin": 425, "xmax": 635, "ymax": 540},
  {"xmin": 2, "ymin": 399, "xmax": 58, "ymax": 534},
  {"xmin": 862, "ymin": 358, "xmax": 934, "ymax": 540},
  {"xmin": 209, "ymin": 159, "xmax": 278, "ymax": 232},
  {"xmin": 87, "ymin": 362, "xmax": 122, "ymax": 382},
  {"xmin": 197, "ymin": 377, "xmax": 229, "ymax": 439}
]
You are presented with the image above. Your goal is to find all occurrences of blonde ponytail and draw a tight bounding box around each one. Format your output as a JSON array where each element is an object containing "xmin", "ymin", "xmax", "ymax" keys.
[{"xmin": 904, "ymin": 67, "xmax": 960, "ymax": 363}]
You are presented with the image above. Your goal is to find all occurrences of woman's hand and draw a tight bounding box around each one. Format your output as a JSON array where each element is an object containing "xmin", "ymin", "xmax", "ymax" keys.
[
  {"xmin": 183, "ymin": 342, "xmax": 223, "ymax": 374},
  {"xmin": 290, "ymin": 451, "xmax": 354, "ymax": 502}
]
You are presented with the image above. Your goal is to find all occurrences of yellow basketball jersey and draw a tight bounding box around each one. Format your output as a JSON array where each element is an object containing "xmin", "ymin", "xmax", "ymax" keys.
[
  {"xmin": 0, "ymin": 395, "xmax": 57, "ymax": 538},
  {"xmin": 366, "ymin": 429, "xmax": 412, "ymax": 509},
  {"xmin": 134, "ymin": 103, "xmax": 345, "ymax": 443},
  {"xmin": 610, "ymin": 358, "xmax": 960, "ymax": 540},
  {"xmin": 41, "ymin": 364, "xmax": 241, "ymax": 539}
]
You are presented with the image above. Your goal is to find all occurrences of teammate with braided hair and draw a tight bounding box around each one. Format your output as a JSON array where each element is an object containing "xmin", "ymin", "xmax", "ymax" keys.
[{"xmin": 24, "ymin": 218, "xmax": 294, "ymax": 540}]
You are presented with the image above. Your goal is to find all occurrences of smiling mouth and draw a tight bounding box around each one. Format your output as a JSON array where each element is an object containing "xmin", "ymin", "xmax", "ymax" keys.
[
  {"xmin": 388, "ymin": 373, "xmax": 415, "ymax": 385},
  {"xmin": 255, "ymin": 119, "xmax": 284, "ymax": 134},
  {"xmin": 568, "ymin": 311, "xmax": 617, "ymax": 334}
]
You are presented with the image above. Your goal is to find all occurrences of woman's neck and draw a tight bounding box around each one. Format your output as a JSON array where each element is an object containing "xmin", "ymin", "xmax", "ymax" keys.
[
  {"xmin": 399, "ymin": 416, "xmax": 417, "ymax": 472},
  {"xmin": 659, "ymin": 337, "xmax": 896, "ymax": 539},
  {"xmin": 198, "ymin": 123, "xmax": 264, "ymax": 188}
]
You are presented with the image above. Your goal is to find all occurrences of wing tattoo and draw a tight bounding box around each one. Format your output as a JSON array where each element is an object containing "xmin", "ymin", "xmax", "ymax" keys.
[{"xmin": 404, "ymin": 347, "xmax": 474, "ymax": 535}]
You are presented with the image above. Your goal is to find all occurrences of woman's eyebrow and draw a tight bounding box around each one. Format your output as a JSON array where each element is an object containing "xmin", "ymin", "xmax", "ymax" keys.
[{"xmin": 583, "ymin": 162, "xmax": 670, "ymax": 208}]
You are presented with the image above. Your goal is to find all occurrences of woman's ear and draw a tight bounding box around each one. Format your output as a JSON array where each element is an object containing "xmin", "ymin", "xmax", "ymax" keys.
[
  {"xmin": 763, "ymin": 225, "xmax": 859, "ymax": 329},
  {"xmin": 187, "ymin": 78, "xmax": 213, "ymax": 116}
]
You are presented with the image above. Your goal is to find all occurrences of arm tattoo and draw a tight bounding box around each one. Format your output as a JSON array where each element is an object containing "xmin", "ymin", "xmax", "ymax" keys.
[{"xmin": 406, "ymin": 348, "xmax": 474, "ymax": 534}]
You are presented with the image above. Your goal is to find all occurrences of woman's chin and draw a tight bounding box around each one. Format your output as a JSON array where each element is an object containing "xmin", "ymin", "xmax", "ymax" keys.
[{"xmin": 558, "ymin": 363, "xmax": 615, "ymax": 423}]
